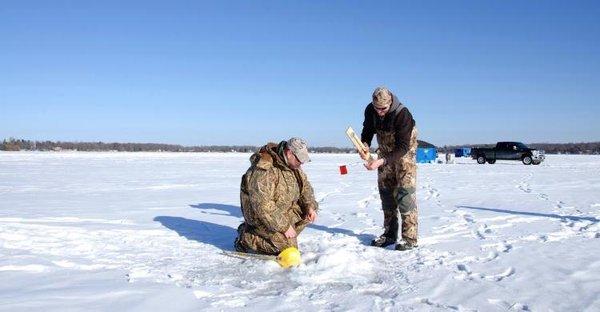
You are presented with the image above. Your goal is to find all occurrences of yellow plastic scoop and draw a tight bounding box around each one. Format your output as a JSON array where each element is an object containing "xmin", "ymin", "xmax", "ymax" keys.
[{"xmin": 276, "ymin": 247, "xmax": 302, "ymax": 268}]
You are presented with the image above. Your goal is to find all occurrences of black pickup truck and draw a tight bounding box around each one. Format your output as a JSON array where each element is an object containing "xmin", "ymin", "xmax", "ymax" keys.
[{"xmin": 471, "ymin": 142, "xmax": 545, "ymax": 165}]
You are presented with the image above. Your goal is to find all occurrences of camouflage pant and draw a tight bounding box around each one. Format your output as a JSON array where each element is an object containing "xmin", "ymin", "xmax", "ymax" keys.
[
  {"xmin": 374, "ymin": 126, "xmax": 418, "ymax": 245},
  {"xmin": 234, "ymin": 219, "xmax": 310, "ymax": 255},
  {"xmin": 377, "ymin": 160, "xmax": 418, "ymax": 246},
  {"xmin": 234, "ymin": 198, "xmax": 307, "ymax": 254},
  {"xmin": 378, "ymin": 165, "xmax": 419, "ymax": 245}
]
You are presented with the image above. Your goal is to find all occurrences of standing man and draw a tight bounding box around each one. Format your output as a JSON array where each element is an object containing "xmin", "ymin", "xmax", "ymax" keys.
[
  {"xmin": 360, "ymin": 87, "xmax": 418, "ymax": 251},
  {"xmin": 235, "ymin": 137, "xmax": 318, "ymax": 255}
]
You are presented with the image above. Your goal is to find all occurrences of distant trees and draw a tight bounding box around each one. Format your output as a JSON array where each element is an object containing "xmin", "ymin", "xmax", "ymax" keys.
[
  {"xmin": 528, "ymin": 142, "xmax": 600, "ymax": 155},
  {"xmin": 2, "ymin": 138, "xmax": 599, "ymax": 154},
  {"xmin": 2, "ymin": 138, "xmax": 20, "ymax": 151},
  {"xmin": 0, "ymin": 138, "xmax": 263, "ymax": 153}
]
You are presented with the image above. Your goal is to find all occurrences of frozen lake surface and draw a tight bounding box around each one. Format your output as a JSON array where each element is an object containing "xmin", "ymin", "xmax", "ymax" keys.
[{"xmin": 1, "ymin": 152, "xmax": 599, "ymax": 311}]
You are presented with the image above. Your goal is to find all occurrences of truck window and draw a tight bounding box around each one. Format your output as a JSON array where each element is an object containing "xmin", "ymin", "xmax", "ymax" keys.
[{"xmin": 515, "ymin": 142, "xmax": 527, "ymax": 149}]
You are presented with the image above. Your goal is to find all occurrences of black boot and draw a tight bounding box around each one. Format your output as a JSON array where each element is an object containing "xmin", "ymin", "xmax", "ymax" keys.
[
  {"xmin": 371, "ymin": 235, "xmax": 396, "ymax": 247},
  {"xmin": 234, "ymin": 223, "xmax": 247, "ymax": 252},
  {"xmin": 394, "ymin": 242, "xmax": 417, "ymax": 251},
  {"xmin": 371, "ymin": 210, "xmax": 398, "ymax": 247}
]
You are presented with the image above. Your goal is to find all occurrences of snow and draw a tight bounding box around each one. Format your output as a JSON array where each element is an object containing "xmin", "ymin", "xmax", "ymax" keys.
[{"xmin": 1, "ymin": 152, "xmax": 599, "ymax": 311}]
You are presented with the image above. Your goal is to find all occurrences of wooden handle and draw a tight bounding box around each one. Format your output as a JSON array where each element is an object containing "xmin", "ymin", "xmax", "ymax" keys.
[{"xmin": 346, "ymin": 127, "xmax": 373, "ymax": 161}]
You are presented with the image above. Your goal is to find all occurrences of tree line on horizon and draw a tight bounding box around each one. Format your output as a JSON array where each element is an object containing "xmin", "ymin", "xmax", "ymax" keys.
[
  {"xmin": 0, "ymin": 138, "xmax": 353, "ymax": 153},
  {"xmin": 1, "ymin": 138, "xmax": 599, "ymax": 155}
]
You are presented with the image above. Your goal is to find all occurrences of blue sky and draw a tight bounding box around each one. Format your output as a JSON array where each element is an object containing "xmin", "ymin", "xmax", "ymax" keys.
[{"xmin": 1, "ymin": 1, "xmax": 599, "ymax": 147}]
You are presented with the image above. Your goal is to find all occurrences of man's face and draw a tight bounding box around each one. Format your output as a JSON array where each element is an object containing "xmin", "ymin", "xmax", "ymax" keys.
[
  {"xmin": 285, "ymin": 149, "xmax": 303, "ymax": 170},
  {"xmin": 374, "ymin": 105, "xmax": 390, "ymax": 117}
]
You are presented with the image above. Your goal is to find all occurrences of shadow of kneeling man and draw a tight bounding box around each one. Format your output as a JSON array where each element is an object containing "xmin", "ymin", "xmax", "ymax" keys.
[
  {"xmin": 154, "ymin": 216, "xmax": 237, "ymax": 251},
  {"xmin": 189, "ymin": 203, "xmax": 243, "ymax": 218}
]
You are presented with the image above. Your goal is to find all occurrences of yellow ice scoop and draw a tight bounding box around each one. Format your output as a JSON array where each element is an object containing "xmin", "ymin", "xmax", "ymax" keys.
[{"xmin": 276, "ymin": 247, "xmax": 302, "ymax": 268}]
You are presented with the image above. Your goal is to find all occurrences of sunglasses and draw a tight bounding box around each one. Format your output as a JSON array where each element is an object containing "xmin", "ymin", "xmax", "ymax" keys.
[
  {"xmin": 374, "ymin": 106, "xmax": 390, "ymax": 112},
  {"xmin": 293, "ymin": 153, "xmax": 304, "ymax": 164}
]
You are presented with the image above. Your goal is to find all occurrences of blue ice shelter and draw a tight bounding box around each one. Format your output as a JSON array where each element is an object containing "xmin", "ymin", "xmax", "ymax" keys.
[
  {"xmin": 416, "ymin": 140, "xmax": 437, "ymax": 163},
  {"xmin": 417, "ymin": 147, "xmax": 437, "ymax": 163},
  {"xmin": 454, "ymin": 147, "xmax": 472, "ymax": 157},
  {"xmin": 417, "ymin": 148, "xmax": 437, "ymax": 163}
]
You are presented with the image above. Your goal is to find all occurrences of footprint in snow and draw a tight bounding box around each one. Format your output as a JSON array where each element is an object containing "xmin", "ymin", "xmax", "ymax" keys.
[
  {"xmin": 462, "ymin": 214, "xmax": 475, "ymax": 223},
  {"xmin": 417, "ymin": 298, "xmax": 460, "ymax": 310},
  {"xmin": 517, "ymin": 182, "xmax": 532, "ymax": 193},
  {"xmin": 483, "ymin": 241, "xmax": 513, "ymax": 253},
  {"xmin": 478, "ymin": 251, "xmax": 499, "ymax": 262},
  {"xmin": 473, "ymin": 224, "xmax": 492, "ymax": 240},
  {"xmin": 455, "ymin": 264, "xmax": 474, "ymax": 281},
  {"xmin": 481, "ymin": 267, "xmax": 516, "ymax": 282},
  {"xmin": 488, "ymin": 299, "xmax": 531, "ymax": 311},
  {"xmin": 451, "ymin": 209, "xmax": 473, "ymax": 221},
  {"xmin": 455, "ymin": 264, "xmax": 515, "ymax": 282},
  {"xmin": 537, "ymin": 234, "xmax": 548, "ymax": 242},
  {"xmin": 497, "ymin": 242, "xmax": 513, "ymax": 253},
  {"xmin": 357, "ymin": 197, "xmax": 371, "ymax": 209}
]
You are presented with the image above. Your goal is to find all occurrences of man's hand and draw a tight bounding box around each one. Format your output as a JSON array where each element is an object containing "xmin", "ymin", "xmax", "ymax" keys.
[
  {"xmin": 284, "ymin": 226, "xmax": 297, "ymax": 239},
  {"xmin": 305, "ymin": 208, "xmax": 317, "ymax": 223},
  {"xmin": 359, "ymin": 143, "xmax": 370, "ymax": 160},
  {"xmin": 364, "ymin": 158, "xmax": 385, "ymax": 171}
]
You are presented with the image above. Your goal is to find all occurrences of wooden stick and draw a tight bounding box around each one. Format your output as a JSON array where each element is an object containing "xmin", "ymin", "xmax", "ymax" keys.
[{"xmin": 346, "ymin": 127, "xmax": 373, "ymax": 161}]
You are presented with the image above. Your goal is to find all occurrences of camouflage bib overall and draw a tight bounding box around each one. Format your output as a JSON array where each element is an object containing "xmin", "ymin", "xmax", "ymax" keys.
[{"xmin": 376, "ymin": 122, "xmax": 418, "ymax": 246}]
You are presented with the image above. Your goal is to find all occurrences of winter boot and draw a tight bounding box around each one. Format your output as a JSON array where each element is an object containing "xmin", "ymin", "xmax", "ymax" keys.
[
  {"xmin": 394, "ymin": 242, "xmax": 417, "ymax": 251},
  {"xmin": 234, "ymin": 223, "xmax": 247, "ymax": 252},
  {"xmin": 370, "ymin": 210, "xmax": 399, "ymax": 248},
  {"xmin": 371, "ymin": 235, "xmax": 396, "ymax": 247}
]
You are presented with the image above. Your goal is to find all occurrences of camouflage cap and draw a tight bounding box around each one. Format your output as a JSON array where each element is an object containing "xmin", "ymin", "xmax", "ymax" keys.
[
  {"xmin": 372, "ymin": 86, "xmax": 392, "ymax": 108},
  {"xmin": 287, "ymin": 137, "xmax": 311, "ymax": 163}
]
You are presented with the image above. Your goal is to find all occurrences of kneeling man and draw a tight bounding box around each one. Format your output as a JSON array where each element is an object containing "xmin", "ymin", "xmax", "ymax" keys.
[{"xmin": 235, "ymin": 137, "xmax": 318, "ymax": 255}]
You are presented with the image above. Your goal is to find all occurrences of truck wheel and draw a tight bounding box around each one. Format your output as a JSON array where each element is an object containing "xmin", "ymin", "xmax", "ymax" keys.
[
  {"xmin": 522, "ymin": 156, "xmax": 532, "ymax": 165},
  {"xmin": 477, "ymin": 155, "xmax": 486, "ymax": 164},
  {"xmin": 487, "ymin": 159, "xmax": 496, "ymax": 164}
]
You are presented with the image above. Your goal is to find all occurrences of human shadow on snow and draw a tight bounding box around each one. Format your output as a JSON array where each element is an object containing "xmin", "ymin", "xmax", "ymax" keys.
[
  {"xmin": 186, "ymin": 202, "xmax": 376, "ymax": 245},
  {"xmin": 190, "ymin": 203, "xmax": 243, "ymax": 218},
  {"xmin": 153, "ymin": 216, "xmax": 237, "ymax": 251},
  {"xmin": 457, "ymin": 205, "xmax": 599, "ymax": 223}
]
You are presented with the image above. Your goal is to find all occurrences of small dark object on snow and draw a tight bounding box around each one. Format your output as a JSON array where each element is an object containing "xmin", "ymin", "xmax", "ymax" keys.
[
  {"xmin": 395, "ymin": 242, "xmax": 417, "ymax": 251},
  {"xmin": 371, "ymin": 236, "xmax": 396, "ymax": 248}
]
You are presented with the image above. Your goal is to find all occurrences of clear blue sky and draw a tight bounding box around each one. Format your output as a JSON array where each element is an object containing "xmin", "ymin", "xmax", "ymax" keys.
[{"xmin": 1, "ymin": 1, "xmax": 599, "ymax": 147}]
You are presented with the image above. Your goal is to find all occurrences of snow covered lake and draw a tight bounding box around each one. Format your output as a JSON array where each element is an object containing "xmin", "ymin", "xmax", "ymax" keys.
[{"xmin": 1, "ymin": 152, "xmax": 599, "ymax": 311}]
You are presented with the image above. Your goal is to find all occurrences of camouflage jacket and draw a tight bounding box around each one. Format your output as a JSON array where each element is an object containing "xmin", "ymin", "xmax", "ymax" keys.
[{"xmin": 240, "ymin": 141, "xmax": 318, "ymax": 234}]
